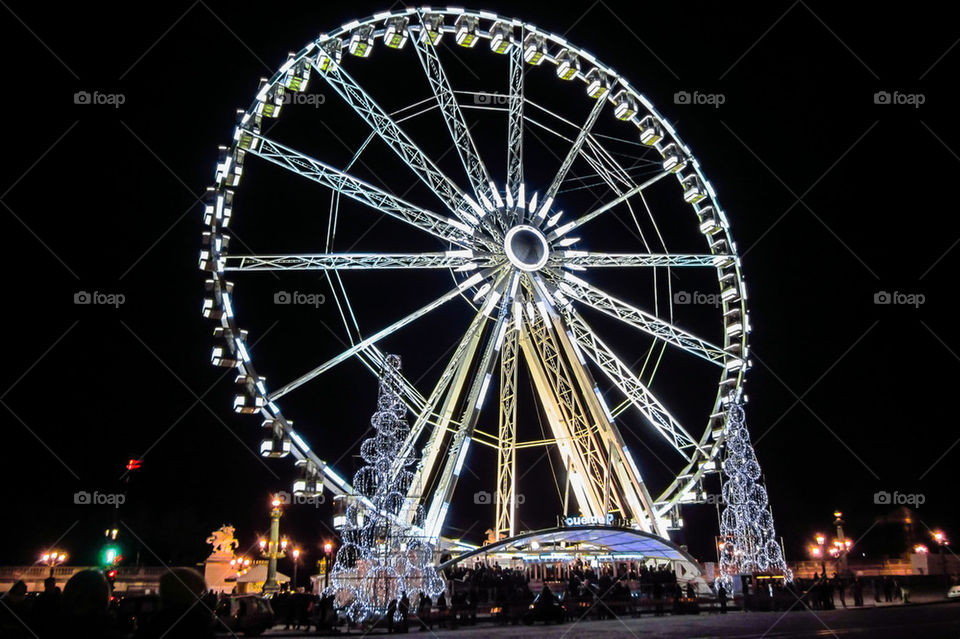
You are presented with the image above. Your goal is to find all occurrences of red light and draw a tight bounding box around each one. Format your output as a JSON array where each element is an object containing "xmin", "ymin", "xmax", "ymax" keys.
[
  {"xmin": 107, "ymin": 570, "xmax": 117, "ymax": 578},
  {"xmin": 126, "ymin": 459, "xmax": 142, "ymax": 470}
]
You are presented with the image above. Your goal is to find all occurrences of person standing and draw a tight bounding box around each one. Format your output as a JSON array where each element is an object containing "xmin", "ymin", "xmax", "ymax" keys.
[
  {"xmin": 386, "ymin": 599, "xmax": 397, "ymax": 633},
  {"xmin": 417, "ymin": 592, "xmax": 432, "ymax": 631},
  {"xmin": 717, "ymin": 582, "xmax": 728, "ymax": 614},
  {"xmin": 399, "ymin": 592, "xmax": 410, "ymax": 633}
]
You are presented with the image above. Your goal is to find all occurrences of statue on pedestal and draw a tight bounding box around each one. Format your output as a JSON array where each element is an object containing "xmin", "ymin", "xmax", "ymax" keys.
[
  {"xmin": 206, "ymin": 525, "xmax": 239, "ymax": 559},
  {"xmin": 205, "ymin": 524, "xmax": 240, "ymax": 593}
]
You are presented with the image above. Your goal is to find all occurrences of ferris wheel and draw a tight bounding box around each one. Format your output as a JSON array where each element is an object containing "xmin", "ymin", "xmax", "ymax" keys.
[{"xmin": 200, "ymin": 7, "xmax": 751, "ymax": 547}]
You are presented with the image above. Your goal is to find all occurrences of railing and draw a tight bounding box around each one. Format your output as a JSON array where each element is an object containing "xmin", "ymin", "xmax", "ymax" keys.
[{"xmin": 0, "ymin": 565, "xmax": 183, "ymax": 579}]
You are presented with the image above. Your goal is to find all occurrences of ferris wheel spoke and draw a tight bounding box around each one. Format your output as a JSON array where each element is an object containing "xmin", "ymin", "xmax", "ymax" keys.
[
  {"xmin": 549, "ymin": 271, "xmax": 729, "ymax": 367},
  {"xmin": 247, "ymin": 135, "xmax": 475, "ymax": 247},
  {"xmin": 411, "ymin": 22, "xmax": 497, "ymax": 206},
  {"xmin": 562, "ymin": 309, "xmax": 701, "ymax": 459},
  {"xmin": 532, "ymin": 95, "xmax": 607, "ymax": 221},
  {"xmin": 311, "ymin": 57, "xmax": 494, "ymax": 236},
  {"xmin": 506, "ymin": 38, "xmax": 524, "ymax": 204},
  {"xmin": 547, "ymin": 169, "xmax": 672, "ymax": 240},
  {"xmin": 423, "ymin": 295, "xmax": 511, "ymax": 540},
  {"xmin": 267, "ymin": 270, "xmax": 494, "ymax": 401},
  {"xmin": 557, "ymin": 252, "xmax": 726, "ymax": 268},
  {"xmin": 396, "ymin": 303, "xmax": 492, "ymax": 524},
  {"xmin": 222, "ymin": 251, "xmax": 495, "ymax": 271}
]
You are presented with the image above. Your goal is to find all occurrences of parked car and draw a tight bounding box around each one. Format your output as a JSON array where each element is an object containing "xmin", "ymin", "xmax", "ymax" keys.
[
  {"xmin": 215, "ymin": 595, "xmax": 274, "ymax": 636},
  {"xmin": 947, "ymin": 585, "xmax": 960, "ymax": 599}
]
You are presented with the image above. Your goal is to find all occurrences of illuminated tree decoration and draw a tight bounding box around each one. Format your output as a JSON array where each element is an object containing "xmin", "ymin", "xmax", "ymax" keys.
[
  {"xmin": 717, "ymin": 389, "xmax": 791, "ymax": 588},
  {"xmin": 327, "ymin": 354, "xmax": 445, "ymax": 623}
]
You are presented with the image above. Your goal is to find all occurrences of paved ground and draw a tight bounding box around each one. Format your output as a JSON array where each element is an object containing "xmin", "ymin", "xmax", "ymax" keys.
[{"xmin": 254, "ymin": 599, "xmax": 960, "ymax": 638}]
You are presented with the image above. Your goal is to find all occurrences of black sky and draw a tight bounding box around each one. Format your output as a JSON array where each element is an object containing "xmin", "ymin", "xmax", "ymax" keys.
[{"xmin": 0, "ymin": 1, "xmax": 957, "ymax": 572}]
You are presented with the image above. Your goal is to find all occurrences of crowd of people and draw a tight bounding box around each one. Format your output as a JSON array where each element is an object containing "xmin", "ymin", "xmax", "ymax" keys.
[
  {"xmin": 1, "ymin": 563, "xmax": 937, "ymax": 637},
  {"xmin": 271, "ymin": 587, "xmax": 336, "ymax": 631},
  {"xmin": 439, "ymin": 559, "xmax": 698, "ymax": 622},
  {"xmin": 793, "ymin": 573, "xmax": 913, "ymax": 610},
  {"xmin": 0, "ymin": 568, "xmax": 216, "ymax": 638}
]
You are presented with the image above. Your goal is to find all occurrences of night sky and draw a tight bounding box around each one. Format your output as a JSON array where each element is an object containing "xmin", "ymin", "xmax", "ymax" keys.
[{"xmin": 1, "ymin": 1, "xmax": 956, "ymax": 574}]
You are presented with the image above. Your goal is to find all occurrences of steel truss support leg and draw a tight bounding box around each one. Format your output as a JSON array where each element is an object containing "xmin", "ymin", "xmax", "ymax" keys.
[
  {"xmin": 518, "ymin": 305, "xmax": 624, "ymax": 521},
  {"xmin": 495, "ymin": 325, "xmax": 519, "ymax": 539}
]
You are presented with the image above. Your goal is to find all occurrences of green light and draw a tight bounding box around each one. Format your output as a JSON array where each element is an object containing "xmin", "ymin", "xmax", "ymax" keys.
[{"xmin": 101, "ymin": 545, "xmax": 120, "ymax": 567}]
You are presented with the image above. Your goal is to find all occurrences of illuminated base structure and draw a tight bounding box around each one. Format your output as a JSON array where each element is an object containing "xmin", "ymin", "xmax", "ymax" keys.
[{"xmin": 440, "ymin": 524, "xmax": 712, "ymax": 594}]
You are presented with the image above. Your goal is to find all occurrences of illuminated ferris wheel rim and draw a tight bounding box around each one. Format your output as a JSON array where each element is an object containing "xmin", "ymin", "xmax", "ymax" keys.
[{"xmin": 200, "ymin": 6, "xmax": 751, "ymax": 544}]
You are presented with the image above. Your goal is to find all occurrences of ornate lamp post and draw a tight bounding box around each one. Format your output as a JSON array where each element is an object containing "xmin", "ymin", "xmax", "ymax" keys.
[
  {"xmin": 933, "ymin": 530, "xmax": 949, "ymax": 578},
  {"xmin": 322, "ymin": 541, "xmax": 334, "ymax": 590},
  {"xmin": 261, "ymin": 495, "xmax": 287, "ymax": 594},
  {"xmin": 833, "ymin": 511, "xmax": 848, "ymax": 574},
  {"xmin": 291, "ymin": 548, "xmax": 301, "ymax": 590},
  {"xmin": 39, "ymin": 550, "xmax": 67, "ymax": 578}
]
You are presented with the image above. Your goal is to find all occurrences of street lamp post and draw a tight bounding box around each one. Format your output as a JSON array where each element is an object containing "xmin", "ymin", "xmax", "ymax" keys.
[
  {"xmin": 40, "ymin": 551, "xmax": 67, "ymax": 578},
  {"xmin": 323, "ymin": 542, "xmax": 334, "ymax": 590},
  {"xmin": 933, "ymin": 530, "xmax": 949, "ymax": 580},
  {"xmin": 292, "ymin": 548, "xmax": 301, "ymax": 591},
  {"xmin": 833, "ymin": 511, "xmax": 848, "ymax": 575},
  {"xmin": 261, "ymin": 495, "xmax": 287, "ymax": 595}
]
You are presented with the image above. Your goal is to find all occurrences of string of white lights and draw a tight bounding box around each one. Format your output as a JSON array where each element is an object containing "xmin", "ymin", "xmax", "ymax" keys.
[
  {"xmin": 326, "ymin": 354, "xmax": 445, "ymax": 622},
  {"xmin": 717, "ymin": 389, "xmax": 792, "ymax": 588}
]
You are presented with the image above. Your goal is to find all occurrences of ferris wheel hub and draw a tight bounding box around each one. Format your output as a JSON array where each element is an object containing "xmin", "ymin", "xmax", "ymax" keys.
[{"xmin": 503, "ymin": 224, "xmax": 549, "ymax": 272}]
